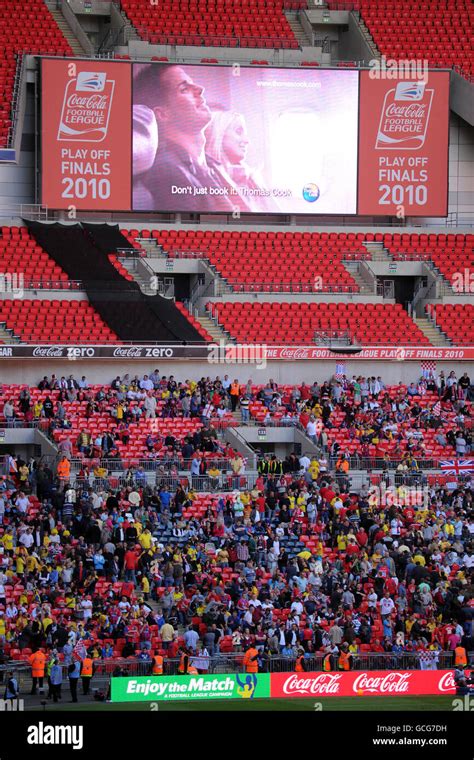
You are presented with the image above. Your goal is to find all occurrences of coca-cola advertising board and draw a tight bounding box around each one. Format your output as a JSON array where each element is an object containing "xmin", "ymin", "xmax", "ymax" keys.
[
  {"xmin": 271, "ymin": 670, "xmax": 466, "ymax": 699},
  {"xmin": 41, "ymin": 59, "xmax": 132, "ymax": 210},
  {"xmin": 358, "ymin": 71, "xmax": 450, "ymax": 216}
]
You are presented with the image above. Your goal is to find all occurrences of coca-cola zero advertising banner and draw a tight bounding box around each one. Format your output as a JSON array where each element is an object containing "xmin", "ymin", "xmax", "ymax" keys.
[
  {"xmin": 358, "ymin": 71, "xmax": 450, "ymax": 216},
  {"xmin": 271, "ymin": 670, "xmax": 463, "ymax": 698},
  {"xmin": 41, "ymin": 59, "xmax": 132, "ymax": 210}
]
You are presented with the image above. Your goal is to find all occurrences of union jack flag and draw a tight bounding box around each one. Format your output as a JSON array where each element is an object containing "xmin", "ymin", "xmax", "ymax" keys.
[{"xmin": 440, "ymin": 459, "xmax": 474, "ymax": 475}]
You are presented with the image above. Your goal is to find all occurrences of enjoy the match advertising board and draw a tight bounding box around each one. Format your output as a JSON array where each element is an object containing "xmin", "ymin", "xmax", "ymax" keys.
[
  {"xmin": 110, "ymin": 673, "xmax": 271, "ymax": 702},
  {"xmin": 41, "ymin": 59, "xmax": 450, "ymax": 216}
]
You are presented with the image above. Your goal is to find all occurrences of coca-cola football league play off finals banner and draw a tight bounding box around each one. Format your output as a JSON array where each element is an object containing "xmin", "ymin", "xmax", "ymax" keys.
[
  {"xmin": 41, "ymin": 59, "xmax": 132, "ymax": 210},
  {"xmin": 358, "ymin": 71, "xmax": 450, "ymax": 216}
]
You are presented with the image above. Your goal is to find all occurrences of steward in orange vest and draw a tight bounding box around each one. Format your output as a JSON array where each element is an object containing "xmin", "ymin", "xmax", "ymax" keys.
[
  {"xmin": 29, "ymin": 649, "xmax": 47, "ymax": 695},
  {"xmin": 323, "ymin": 652, "xmax": 333, "ymax": 672},
  {"xmin": 80, "ymin": 656, "xmax": 94, "ymax": 695},
  {"xmin": 295, "ymin": 649, "xmax": 306, "ymax": 672},
  {"xmin": 152, "ymin": 652, "xmax": 164, "ymax": 675},
  {"xmin": 338, "ymin": 647, "xmax": 352, "ymax": 671},
  {"xmin": 243, "ymin": 645, "xmax": 259, "ymax": 674},
  {"xmin": 230, "ymin": 381, "xmax": 240, "ymax": 412},
  {"xmin": 178, "ymin": 648, "xmax": 198, "ymax": 675},
  {"xmin": 57, "ymin": 456, "xmax": 71, "ymax": 482},
  {"xmin": 454, "ymin": 646, "xmax": 468, "ymax": 667}
]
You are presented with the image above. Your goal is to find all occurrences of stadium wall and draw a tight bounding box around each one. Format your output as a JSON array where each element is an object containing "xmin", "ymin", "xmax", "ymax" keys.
[{"xmin": 0, "ymin": 360, "xmax": 472, "ymax": 386}]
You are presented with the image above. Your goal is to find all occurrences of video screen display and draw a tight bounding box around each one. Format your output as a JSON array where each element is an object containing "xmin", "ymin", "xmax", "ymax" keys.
[{"xmin": 132, "ymin": 64, "xmax": 359, "ymax": 214}]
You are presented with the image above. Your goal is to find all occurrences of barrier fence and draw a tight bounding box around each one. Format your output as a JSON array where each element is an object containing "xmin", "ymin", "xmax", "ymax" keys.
[{"xmin": 2, "ymin": 651, "xmax": 470, "ymax": 684}]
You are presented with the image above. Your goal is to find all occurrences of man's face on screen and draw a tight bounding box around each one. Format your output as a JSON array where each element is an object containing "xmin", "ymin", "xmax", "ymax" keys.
[
  {"xmin": 223, "ymin": 116, "xmax": 249, "ymax": 164},
  {"xmin": 158, "ymin": 67, "xmax": 211, "ymax": 133}
]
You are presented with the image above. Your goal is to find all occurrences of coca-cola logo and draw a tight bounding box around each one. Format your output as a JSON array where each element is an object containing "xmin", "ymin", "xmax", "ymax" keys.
[
  {"xmin": 438, "ymin": 672, "xmax": 456, "ymax": 692},
  {"xmin": 385, "ymin": 104, "xmax": 426, "ymax": 118},
  {"xmin": 283, "ymin": 674, "xmax": 342, "ymax": 695},
  {"xmin": 279, "ymin": 348, "xmax": 310, "ymax": 360},
  {"xmin": 353, "ymin": 672, "xmax": 411, "ymax": 694},
  {"xmin": 112, "ymin": 347, "xmax": 144, "ymax": 358},
  {"xmin": 32, "ymin": 346, "xmax": 65, "ymax": 358},
  {"xmin": 67, "ymin": 94, "xmax": 108, "ymax": 110}
]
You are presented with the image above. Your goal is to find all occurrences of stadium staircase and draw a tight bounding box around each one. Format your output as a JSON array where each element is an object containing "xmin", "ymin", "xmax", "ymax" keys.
[
  {"xmin": 48, "ymin": 8, "xmax": 86, "ymax": 55},
  {"xmin": 411, "ymin": 316, "xmax": 452, "ymax": 346},
  {"xmin": 195, "ymin": 312, "xmax": 234, "ymax": 345},
  {"xmin": 354, "ymin": 11, "xmax": 381, "ymax": 59},
  {"xmin": 362, "ymin": 241, "xmax": 393, "ymax": 262},
  {"xmin": 285, "ymin": 12, "xmax": 311, "ymax": 45},
  {"xmin": 26, "ymin": 222, "xmax": 208, "ymax": 344},
  {"xmin": 0, "ymin": 323, "xmax": 20, "ymax": 343},
  {"xmin": 342, "ymin": 261, "xmax": 375, "ymax": 294}
]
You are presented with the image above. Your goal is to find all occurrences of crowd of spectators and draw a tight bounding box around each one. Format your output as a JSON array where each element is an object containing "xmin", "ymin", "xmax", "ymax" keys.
[{"xmin": 0, "ymin": 369, "xmax": 471, "ymax": 700}]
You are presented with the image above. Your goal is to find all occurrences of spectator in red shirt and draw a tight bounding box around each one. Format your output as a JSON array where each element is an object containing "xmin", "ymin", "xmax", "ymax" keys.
[{"xmin": 124, "ymin": 548, "xmax": 139, "ymax": 585}]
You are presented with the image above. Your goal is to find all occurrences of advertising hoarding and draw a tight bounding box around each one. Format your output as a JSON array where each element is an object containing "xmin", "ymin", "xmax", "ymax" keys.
[
  {"xmin": 41, "ymin": 59, "xmax": 132, "ymax": 211},
  {"xmin": 110, "ymin": 673, "xmax": 271, "ymax": 702}
]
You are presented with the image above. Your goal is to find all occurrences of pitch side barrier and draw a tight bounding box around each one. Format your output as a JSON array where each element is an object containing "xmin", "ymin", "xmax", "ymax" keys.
[{"xmin": 110, "ymin": 670, "xmax": 469, "ymax": 703}]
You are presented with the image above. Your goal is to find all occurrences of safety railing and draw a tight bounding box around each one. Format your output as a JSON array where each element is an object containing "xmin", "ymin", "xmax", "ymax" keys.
[
  {"xmin": 229, "ymin": 282, "xmax": 361, "ymax": 294},
  {"xmin": 1, "ymin": 651, "xmax": 469, "ymax": 691},
  {"xmin": 133, "ymin": 29, "xmax": 302, "ymax": 50}
]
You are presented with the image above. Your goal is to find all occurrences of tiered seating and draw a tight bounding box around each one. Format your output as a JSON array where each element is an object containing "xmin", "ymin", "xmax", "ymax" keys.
[
  {"xmin": 0, "ymin": 385, "xmax": 237, "ymax": 463},
  {"xmin": 426, "ymin": 303, "xmax": 474, "ymax": 345},
  {"xmin": 329, "ymin": 0, "xmax": 474, "ymax": 78},
  {"xmin": 126, "ymin": 229, "xmax": 372, "ymax": 292},
  {"xmin": 208, "ymin": 302, "xmax": 431, "ymax": 345},
  {"xmin": 0, "ymin": 226, "xmax": 69, "ymax": 287},
  {"xmin": 0, "ymin": 0, "xmax": 72, "ymax": 147},
  {"xmin": 384, "ymin": 233, "xmax": 474, "ymax": 291},
  {"xmin": 0, "ymin": 301, "xmax": 120, "ymax": 343},
  {"xmin": 316, "ymin": 389, "xmax": 461, "ymax": 460},
  {"xmin": 120, "ymin": 0, "xmax": 299, "ymax": 48}
]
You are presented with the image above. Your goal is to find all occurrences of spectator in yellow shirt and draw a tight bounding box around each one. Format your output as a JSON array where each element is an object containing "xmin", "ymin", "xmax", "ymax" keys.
[{"xmin": 139, "ymin": 528, "xmax": 153, "ymax": 550}]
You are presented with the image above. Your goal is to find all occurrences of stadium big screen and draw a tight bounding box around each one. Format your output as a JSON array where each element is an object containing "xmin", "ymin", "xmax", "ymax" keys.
[{"xmin": 41, "ymin": 59, "xmax": 450, "ymax": 216}]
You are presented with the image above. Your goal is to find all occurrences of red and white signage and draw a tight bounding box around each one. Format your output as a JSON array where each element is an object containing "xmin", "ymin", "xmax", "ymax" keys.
[
  {"xmin": 271, "ymin": 670, "xmax": 465, "ymax": 698},
  {"xmin": 42, "ymin": 59, "xmax": 132, "ymax": 211},
  {"xmin": 358, "ymin": 71, "xmax": 450, "ymax": 216},
  {"xmin": 264, "ymin": 346, "xmax": 474, "ymax": 361}
]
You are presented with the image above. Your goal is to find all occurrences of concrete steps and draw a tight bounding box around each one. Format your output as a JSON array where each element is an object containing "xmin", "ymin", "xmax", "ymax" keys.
[
  {"xmin": 413, "ymin": 316, "xmax": 452, "ymax": 347},
  {"xmin": 355, "ymin": 13, "xmax": 380, "ymax": 58},
  {"xmin": 50, "ymin": 9, "xmax": 87, "ymax": 56},
  {"xmin": 0, "ymin": 323, "xmax": 21, "ymax": 343},
  {"xmin": 119, "ymin": 258, "xmax": 158, "ymax": 295},
  {"xmin": 196, "ymin": 313, "xmax": 235, "ymax": 344},
  {"xmin": 343, "ymin": 261, "xmax": 375, "ymax": 294},
  {"xmin": 119, "ymin": 9, "xmax": 140, "ymax": 41},
  {"xmin": 364, "ymin": 241, "xmax": 394, "ymax": 262},
  {"xmin": 135, "ymin": 238, "xmax": 167, "ymax": 259},
  {"xmin": 285, "ymin": 13, "xmax": 310, "ymax": 46}
]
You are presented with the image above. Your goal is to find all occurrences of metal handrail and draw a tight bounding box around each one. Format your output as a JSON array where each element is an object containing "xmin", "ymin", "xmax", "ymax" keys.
[
  {"xmin": 7, "ymin": 53, "xmax": 26, "ymax": 149},
  {"xmin": 0, "ymin": 651, "xmax": 469, "ymax": 680}
]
